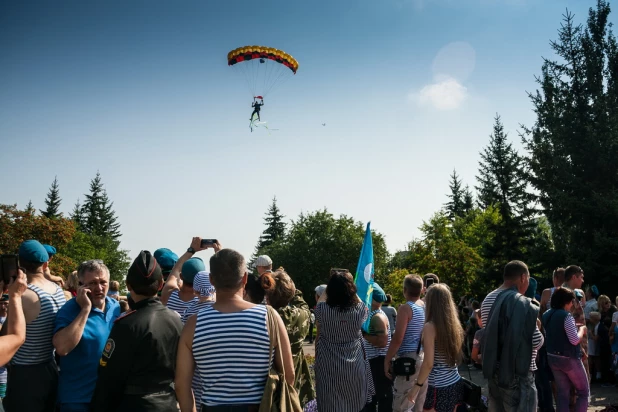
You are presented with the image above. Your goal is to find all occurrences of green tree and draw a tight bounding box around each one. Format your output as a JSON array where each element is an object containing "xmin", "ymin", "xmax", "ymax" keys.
[
  {"xmin": 463, "ymin": 186, "xmax": 474, "ymax": 214},
  {"xmin": 63, "ymin": 232, "xmax": 130, "ymax": 284},
  {"xmin": 0, "ymin": 204, "xmax": 76, "ymax": 277},
  {"xmin": 82, "ymin": 172, "xmax": 121, "ymax": 239},
  {"xmin": 476, "ymin": 115, "xmax": 534, "ymax": 277},
  {"xmin": 259, "ymin": 197, "xmax": 286, "ymax": 248},
  {"xmin": 25, "ymin": 200, "xmax": 35, "ymax": 214},
  {"xmin": 444, "ymin": 170, "xmax": 465, "ymax": 220},
  {"xmin": 41, "ymin": 176, "xmax": 62, "ymax": 219},
  {"xmin": 257, "ymin": 209, "xmax": 389, "ymax": 307},
  {"xmin": 522, "ymin": 0, "xmax": 618, "ymax": 291},
  {"xmin": 70, "ymin": 199, "xmax": 84, "ymax": 230}
]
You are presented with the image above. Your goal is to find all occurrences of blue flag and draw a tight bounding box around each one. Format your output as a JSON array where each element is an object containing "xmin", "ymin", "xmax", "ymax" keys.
[{"xmin": 355, "ymin": 222, "xmax": 374, "ymax": 332}]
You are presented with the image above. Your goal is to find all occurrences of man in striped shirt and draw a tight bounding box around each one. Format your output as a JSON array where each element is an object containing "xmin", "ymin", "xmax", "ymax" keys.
[
  {"xmin": 2, "ymin": 240, "xmax": 66, "ymax": 412},
  {"xmin": 481, "ymin": 260, "xmax": 543, "ymax": 412}
]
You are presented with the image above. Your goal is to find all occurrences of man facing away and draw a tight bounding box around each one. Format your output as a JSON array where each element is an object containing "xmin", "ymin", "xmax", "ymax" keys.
[
  {"xmin": 1, "ymin": 240, "xmax": 66, "ymax": 412},
  {"xmin": 481, "ymin": 260, "xmax": 544, "ymax": 412},
  {"xmin": 53, "ymin": 260, "xmax": 120, "ymax": 412}
]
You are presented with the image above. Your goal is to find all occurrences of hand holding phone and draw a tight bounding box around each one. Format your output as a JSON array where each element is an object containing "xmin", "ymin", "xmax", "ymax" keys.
[
  {"xmin": 1, "ymin": 254, "xmax": 19, "ymax": 289},
  {"xmin": 200, "ymin": 239, "xmax": 218, "ymax": 248},
  {"xmin": 426, "ymin": 278, "xmax": 435, "ymax": 288},
  {"xmin": 76, "ymin": 286, "xmax": 93, "ymax": 311},
  {"xmin": 7, "ymin": 269, "xmax": 27, "ymax": 298}
]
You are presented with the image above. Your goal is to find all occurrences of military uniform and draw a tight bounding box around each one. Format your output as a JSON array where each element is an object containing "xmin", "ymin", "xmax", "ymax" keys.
[{"xmin": 91, "ymin": 296, "xmax": 183, "ymax": 411}]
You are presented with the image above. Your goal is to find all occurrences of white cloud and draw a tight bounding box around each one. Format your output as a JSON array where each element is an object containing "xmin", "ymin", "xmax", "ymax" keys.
[{"xmin": 410, "ymin": 77, "xmax": 468, "ymax": 110}]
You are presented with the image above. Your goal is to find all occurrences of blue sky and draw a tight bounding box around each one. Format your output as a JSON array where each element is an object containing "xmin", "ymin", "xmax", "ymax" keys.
[{"xmin": 0, "ymin": 0, "xmax": 612, "ymax": 269}]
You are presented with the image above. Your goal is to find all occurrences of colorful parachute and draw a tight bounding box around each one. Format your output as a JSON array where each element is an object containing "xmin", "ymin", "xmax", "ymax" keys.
[{"xmin": 228, "ymin": 45, "xmax": 298, "ymax": 98}]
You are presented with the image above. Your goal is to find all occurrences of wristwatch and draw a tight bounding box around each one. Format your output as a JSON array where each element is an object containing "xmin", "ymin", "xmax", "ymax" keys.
[
  {"xmin": 415, "ymin": 381, "xmax": 424, "ymax": 387},
  {"xmin": 187, "ymin": 247, "xmax": 196, "ymax": 255}
]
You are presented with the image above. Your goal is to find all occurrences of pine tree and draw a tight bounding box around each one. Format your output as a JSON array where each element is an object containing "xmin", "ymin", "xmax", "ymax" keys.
[
  {"xmin": 81, "ymin": 172, "xmax": 122, "ymax": 239},
  {"xmin": 41, "ymin": 176, "xmax": 62, "ymax": 219},
  {"xmin": 475, "ymin": 114, "xmax": 534, "ymax": 274},
  {"xmin": 463, "ymin": 186, "xmax": 474, "ymax": 214},
  {"xmin": 25, "ymin": 200, "xmax": 35, "ymax": 214},
  {"xmin": 258, "ymin": 197, "xmax": 286, "ymax": 249},
  {"xmin": 445, "ymin": 170, "xmax": 465, "ymax": 220},
  {"xmin": 522, "ymin": 1, "xmax": 618, "ymax": 287},
  {"xmin": 70, "ymin": 199, "xmax": 84, "ymax": 230}
]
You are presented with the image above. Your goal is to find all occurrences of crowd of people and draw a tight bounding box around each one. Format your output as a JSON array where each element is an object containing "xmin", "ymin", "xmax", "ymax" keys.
[{"xmin": 0, "ymin": 237, "xmax": 617, "ymax": 412}]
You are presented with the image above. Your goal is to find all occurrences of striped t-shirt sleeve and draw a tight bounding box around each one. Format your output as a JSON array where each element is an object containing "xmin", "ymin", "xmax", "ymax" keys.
[
  {"xmin": 564, "ymin": 313, "xmax": 580, "ymax": 345},
  {"xmin": 481, "ymin": 288, "xmax": 502, "ymax": 328}
]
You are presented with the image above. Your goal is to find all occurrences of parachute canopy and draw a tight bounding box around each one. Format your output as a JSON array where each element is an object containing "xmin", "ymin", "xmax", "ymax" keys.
[{"xmin": 228, "ymin": 45, "xmax": 298, "ymax": 98}]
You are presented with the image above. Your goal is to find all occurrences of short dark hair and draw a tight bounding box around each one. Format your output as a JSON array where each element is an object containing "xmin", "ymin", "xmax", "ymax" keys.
[
  {"xmin": 209, "ymin": 249, "xmax": 246, "ymax": 291},
  {"xmin": 20, "ymin": 259, "xmax": 44, "ymax": 275},
  {"xmin": 423, "ymin": 273, "xmax": 440, "ymax": 287},
  {"xmin": 385, "ymin": 294, "xmax": 393, "ymax": 305},
  {"xmin": 471, "ymin": 300, "xmax": 480, "ymax": 310},
  {"xmin": 326, "ymin": 272, "xmax": 357, "ymax": 310},
  {"xmin": 503, "ymin": 260, "xmax": 529, "ymax": 281},
  {"xmin": 564, "ymin": 265, "xmax": 583, "ymax": 282},
  {"xmin": 404, "ymin": 274, "xmax": 423, "ymax": 298},
  {"xmin": 550, "ymin": 286, "xmax": 575, "ymax": 309},
  {"xmin": 553, "ymin": 267, "xmax": 565, "ymax": 283}
]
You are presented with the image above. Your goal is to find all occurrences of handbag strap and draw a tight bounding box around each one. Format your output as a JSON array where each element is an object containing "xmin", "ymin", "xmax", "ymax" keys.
[{"xmin": 266, "ymin": 305, "xmax": 287, "ymax": 380}]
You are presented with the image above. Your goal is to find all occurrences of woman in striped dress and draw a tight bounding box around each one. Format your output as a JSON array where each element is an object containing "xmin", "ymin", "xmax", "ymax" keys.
[
  {"xmin": 314, "ymin": 269, "xmax": 371, "ymax": 412},
  {"xmin": 406, "ymin": 284, "xmax": 464, "ymax": 412},
  {"xmin": 175, "ymin": 247, "xmax": 294, "ymax": 412}
]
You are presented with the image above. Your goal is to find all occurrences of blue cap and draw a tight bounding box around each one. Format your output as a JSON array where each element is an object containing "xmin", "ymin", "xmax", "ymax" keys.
[
  {"xmin": 18, "ymin": 240, "xmax": 49, "ymax": 263},
  {"xmin": 372, "ymin": 283, "xmax": 387, "ymax": 303},
  {"xmin": 591, "ymin": 285, "xmax": 599, "ymax": 298},
  {"xmin": 42, "ymin": 244, "xmax": 57, "ymax": 257},
  {"xmin": 154, "ymin": 248, "xmax": 179, "ymax": 271},
  {"xmin": 181, "ymin": 257, "xmax": 205, "ymax": 284},
  {"xmin": 525, "ymin": 277, "xmax": 537, "ymax": 299}
]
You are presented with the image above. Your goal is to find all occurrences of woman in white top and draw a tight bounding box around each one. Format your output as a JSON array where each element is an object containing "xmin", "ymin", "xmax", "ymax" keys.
[{"xmin": 175, "ymin": 241, "xmax": 294, "ymax": 412}]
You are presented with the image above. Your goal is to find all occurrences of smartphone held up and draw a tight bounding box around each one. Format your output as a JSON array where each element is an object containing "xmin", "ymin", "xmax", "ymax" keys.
[
  {"xmin": 1, "ymin": 254, "xmax": 19, "ymax": 287},
  {"xmin": 200, "ymin": 239, "xmax": 218, "ymax": 248}
]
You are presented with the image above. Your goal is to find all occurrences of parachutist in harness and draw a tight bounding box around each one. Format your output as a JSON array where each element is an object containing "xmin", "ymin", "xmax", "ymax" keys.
[{"xmin": 250, "ymin": 98, "xmax": 264, "ymax": 121}]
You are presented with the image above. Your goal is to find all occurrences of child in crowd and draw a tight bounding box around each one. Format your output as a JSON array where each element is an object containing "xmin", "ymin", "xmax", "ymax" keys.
[{"xmin": 107, "ymin": 280, "xmax": 120, "ymax": 300}]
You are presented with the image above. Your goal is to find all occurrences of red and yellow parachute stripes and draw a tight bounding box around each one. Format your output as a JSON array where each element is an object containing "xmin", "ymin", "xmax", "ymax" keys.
[{"xmin": 227, "ymin": 46, "xmax": 299, "ymax": 74}]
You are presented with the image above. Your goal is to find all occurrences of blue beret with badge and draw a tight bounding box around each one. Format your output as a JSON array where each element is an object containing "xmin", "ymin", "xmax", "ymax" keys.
[
  {"xmin": 42, "ymin": 244, "xmax": 57, "ymax": 257},
  {"xmin": 181, "ymin": 257, "xmax": 205, "ymax": 284},
  {"xmin": 18, "ymin": 240, "xmax": 49, "ymax": 263},
  {"xmin": 372, "ymin": 282, "xmax": 387, "ymax": 303}
]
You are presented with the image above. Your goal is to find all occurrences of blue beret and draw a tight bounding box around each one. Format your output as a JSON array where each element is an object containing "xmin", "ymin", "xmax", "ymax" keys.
[
  {"xmin": 181, "ymin": 257, "xmax": 205, "ymax": 284},
  {"xmin": 525, "ymin": 277, "xmax": 537, "ymax": 299},
  {"xmin": 154, "ymin": 248, "xmax": 178, "ymax": 271},
  {"xmin": 372, "ymin": 283, "xmax": 387, "ymax": 303},
  {"xmin": 42, "ymin": 244, "xmax": 57, "ymax": 257},
  {"xmin": 18, "ymin": 240, "xmax": 49, "ymax": 263}
]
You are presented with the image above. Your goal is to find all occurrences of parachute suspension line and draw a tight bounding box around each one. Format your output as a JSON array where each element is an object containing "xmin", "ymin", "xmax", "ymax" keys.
[
  {"xmin": 237, "ymin": 61, "xmax": 254, "ymax": 97},
  {"xmin": 263, "ymin": 64, "xmax": 289, "ymax": 97},
  {"xmin": 262, "ymin": 58, "xmax": 275, "ymax": 97}
]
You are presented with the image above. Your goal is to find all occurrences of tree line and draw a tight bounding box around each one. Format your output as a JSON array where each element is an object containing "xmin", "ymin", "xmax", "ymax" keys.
[
  {"xmin": 0, "ymin": 172, "xmax": 130, "ymax": 283},
  {"xmin": 253, "ymin": 1, "xmax": 618, "ymax": 306}
]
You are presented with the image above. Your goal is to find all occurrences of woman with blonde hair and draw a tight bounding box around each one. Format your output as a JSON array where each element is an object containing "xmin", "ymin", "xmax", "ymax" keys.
[
  {"xmin": 65, "ymin": 271, "xmax": 79, "ymax": 299},
  {"xmin": 407, "ymin": 284, "xmax": 464, "ymax": 412}
]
